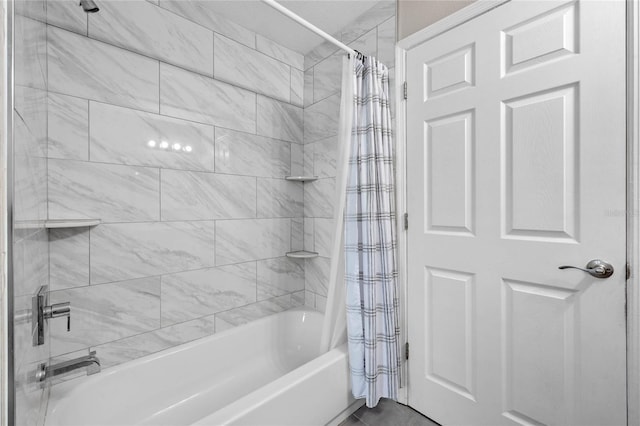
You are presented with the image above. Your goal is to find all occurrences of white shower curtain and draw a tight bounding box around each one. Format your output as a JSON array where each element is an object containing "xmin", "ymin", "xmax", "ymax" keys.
[
  {"xmin": 321, "ymin": 54, "xmax": 400, "ymax": 408},
  {"xmin": 319, "ymin": 54, "xmax": 355, "ymax": 352}
]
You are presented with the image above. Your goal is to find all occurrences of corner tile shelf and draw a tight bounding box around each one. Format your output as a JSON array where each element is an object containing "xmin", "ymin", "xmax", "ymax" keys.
[
  {"xmin": 44, "ymin": 219, "xmax": 101, "ymax": 229},
  {"xmin": 285, "ymin": 250, "xmax": 319, "ymax": 259},
  {"xmin": 284, "ymin": 176, "xmax": 318, "ymax": 182}
]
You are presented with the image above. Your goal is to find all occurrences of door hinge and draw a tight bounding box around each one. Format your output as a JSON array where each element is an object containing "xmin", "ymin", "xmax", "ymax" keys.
[
  {"xmin": 403, "ymin": 212, "xmax": 408, "ymax": 230},
  {"xmin": 403, "ymin": 81, "xmax": 408, "ymax": 100},
  {"xmin": 405, "ymin": 342, "xmax": 409, "ymax": 360},
  {"xmin": 627, "ymin": 262, "xmax": 631, "ymax": 280}
]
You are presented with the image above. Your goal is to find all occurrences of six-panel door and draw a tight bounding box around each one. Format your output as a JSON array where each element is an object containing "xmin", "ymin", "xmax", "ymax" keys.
[{"xmin": 406, "ymin": 1, "xmax": 627, "ymax": 424}]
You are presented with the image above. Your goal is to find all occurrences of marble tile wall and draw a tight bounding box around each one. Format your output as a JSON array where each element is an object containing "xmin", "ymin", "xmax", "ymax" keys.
[
  {"xmin": 301, "ymin": 2, "xmax": 397, "ymax": 312},
  {"xmin": 14, "ymin": 1, "xmax": 50, "ymax": 424},
  {"xmin": 42, "ymin": 0, "xmax": 307, "ymax": 374}
]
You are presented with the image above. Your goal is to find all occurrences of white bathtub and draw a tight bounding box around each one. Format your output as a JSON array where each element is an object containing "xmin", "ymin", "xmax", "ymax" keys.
[{"xmin": 45, "ymin": 308, "xmax": 361, "ymax": 426}]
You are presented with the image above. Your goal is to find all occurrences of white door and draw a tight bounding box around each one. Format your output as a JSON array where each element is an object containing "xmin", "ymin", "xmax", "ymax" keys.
[{"xmin": 406, "ymin": 1, "xmax": 626, "ymax": 425}]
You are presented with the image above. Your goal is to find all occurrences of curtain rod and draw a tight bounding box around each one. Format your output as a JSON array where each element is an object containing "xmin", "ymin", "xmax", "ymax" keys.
[{"xmin": 260, "ymin": 0, "xmax": 357, "ymax": 57}]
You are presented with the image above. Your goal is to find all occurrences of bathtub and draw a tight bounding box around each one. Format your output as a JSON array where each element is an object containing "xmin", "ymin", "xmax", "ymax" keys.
[{"xmin": 45, "ymin": 308, "xmax": 361, "ymax": 426}]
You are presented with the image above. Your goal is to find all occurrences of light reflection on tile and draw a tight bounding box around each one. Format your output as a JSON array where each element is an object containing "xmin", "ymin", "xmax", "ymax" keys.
[{"xmin": 90, "ymin": 101, "xmax": 215, "ymax": 171}]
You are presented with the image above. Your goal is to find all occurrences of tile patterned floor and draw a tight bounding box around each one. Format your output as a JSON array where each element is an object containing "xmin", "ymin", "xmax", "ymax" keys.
[{"xmin": 339, "ymin": 399, "xmax": 440, "ymax": 426}]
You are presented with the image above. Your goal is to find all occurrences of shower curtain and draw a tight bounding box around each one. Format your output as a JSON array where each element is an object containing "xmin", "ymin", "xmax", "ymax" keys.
[{"xmin": 321, "ymin": 54, "xmax": 400, "ymax": 408}]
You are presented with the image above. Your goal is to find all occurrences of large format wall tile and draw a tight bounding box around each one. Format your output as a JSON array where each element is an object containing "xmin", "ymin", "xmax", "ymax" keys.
[
  {"xmin": 48, "ymin": 26, "xmax": 159, "ymax": 112},
  {"xmin": 313, "ymin": 218, "xmax": 334, "ymax": 257},
  {"xmin": 214, "ymin": 294, "xmax": 302, "ymax": 330},
  {"xmin": 15, "ymin": 15, "xmax": 47, "ymax": 90},
  {"xmin": 94, "ymin": 314, "xmax": 216, "ymax": 369},
  {"xmin": 291, "ymin": 217, "xmax": 304, "ymax": 251},
  {"xmin": 305, "ymin": 256, "xmax": 330, "ymax": 297},
  {"xmin": 351, "ymin": 27, "xmax": 378, "ymax": 58},
  {"xmin": 90, "ymin": 101, "xmax": 214, "ymax": 171},
  {"xmin": 304, "ymin": 178, "xmax": 335, "ymax": 218},
  {"xmin": 161, "ymin": 170, "xmax": 256, "ymax": 220},
  {"xmin": 214, "ymin": 34, "xmax": 290, "ymax": 102},
  {"xmin": 377, "ymin": 16, "xmax": 396, "ymax": 66},
  {"xmin": 48, "ymin": 159, "xmax": 160, "ymax": 223},
  {"xmin": 161, "ymin": 263, "xmax": 257, "ymax": 326},
  {"xmin": 291, "ymin": 68, "xmax": 304, "ymax": 107},
  {"xmin": 305, "ymin": 39, "xmax": 340, "ymax": 71},
  {"xmin": 49, "ymin": 277, "xmax": 161, "ymax": 356},
  {"xmin": 313, "ymin": 53, "xmax": 342, "ymax": 102},
  {"xmin": 304, "ymin": 68, "xmax": 314, "ymax": 107},
  {"xmin": 313, "ymin": 136, "xmax": 338, "ymax": 177},
  {"xmin": 290, "ymin": 143, "xmax": 303, "ymax": 176},
  {"xmin": 159, "ymin": 0, "xmax": 256, "ymax": 49},
  {"xmin": 12, "ymin": 229, "xmax": 48, "ymax": 298},
  {"xmin": 304, "ymin": 93, "xmax": 340, "ymax": 143},
  {"xmin": 46, "ymin": 0, "xmax": 87, "ymax": 35},
  {"xmin": 160, "ymin": 63, "xmax": 256, "ymax": 133},
  {"xmin": 89, "ymin": 0, "xmax": 213, "ymax": 76},
  {"xmin": 340, "ymin": 1, "xmax": 395, "ymax": 44},
  {"xmin": 257, "ymin": 257, "xmax": 304, "ymax": 300},
  {"xmin": 215, "ymin": 218, "xmax": 290, "ymax": 265},
  {"xmin": 256, "ymin": 35, "xmax": 304, "ymax": 70},
  {"xmin": 256, "ymin": 96, "xmax": 303, "ymax": 143},
  {"xmin": 215, "ymin": 128, "xmax": 290, "ymax": 178},
  {"xmin": 257, "ymin": 178, "xmax": 303, "ymax": 218},
  {"xmin": 49, "ymin": 228, "xmax": 90, "ymax": 290},
  {"xmin": 14, "ymin": 87, "xmax": 47, "ymax": 223},
  {"xmin": 91, "ymin": 221, "xmax": 214, "ymax": 284},
  {"xmin": 48, "ymin": 93, "xmax": 89, "ymax": 161}
]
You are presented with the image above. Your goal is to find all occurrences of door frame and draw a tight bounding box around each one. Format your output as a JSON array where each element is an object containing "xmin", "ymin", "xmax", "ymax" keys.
[{"xmin": 394, "ymin": 0, "xmax": 640, "ymax": 423}]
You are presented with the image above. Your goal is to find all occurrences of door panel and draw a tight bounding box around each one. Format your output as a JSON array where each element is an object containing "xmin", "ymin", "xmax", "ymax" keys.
[{"xmin": 406, "ymin": 1, "xmax": 626, "ymax": 425}]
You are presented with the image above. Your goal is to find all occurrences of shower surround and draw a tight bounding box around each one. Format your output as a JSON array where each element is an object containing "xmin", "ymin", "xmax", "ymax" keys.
[
  {"xmin": 39, "ymin": 0, "xmax": 308, "ymax": 371},
  {"xmin": 12, "ymin": 2, "xmax": 396, "ymax": 422}
]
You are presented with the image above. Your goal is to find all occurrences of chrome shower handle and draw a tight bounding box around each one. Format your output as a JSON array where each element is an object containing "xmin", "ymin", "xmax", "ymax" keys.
[{"xmin": 558, "ymin": 259, "xmax": 614, "ymax": 279}]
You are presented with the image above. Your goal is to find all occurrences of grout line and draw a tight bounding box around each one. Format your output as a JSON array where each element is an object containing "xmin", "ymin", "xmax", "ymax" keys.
[
  {"xmin": 45, "ymin": 88, "xmax": 304, "ymax": 145},
  {"xmin": 47, "ymin": 24, "xmax": 305, "ymax": 109}
]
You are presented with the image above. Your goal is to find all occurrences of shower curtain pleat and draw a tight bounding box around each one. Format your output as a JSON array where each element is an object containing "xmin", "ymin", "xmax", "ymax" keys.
[{"xmin": 344, "ymin": 56, "xmax": 400, "ymax": 408}]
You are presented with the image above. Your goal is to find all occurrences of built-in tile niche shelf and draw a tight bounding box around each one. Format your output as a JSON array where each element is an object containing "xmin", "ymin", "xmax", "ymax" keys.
[
  {"xmin": 284, "ymin": 176, "xmax": 318, "ymax": 182},
  {"xmin": 285, "ymin": 250, "xmax": 319, "ymax": 259},
  {"xmin": 44, "ymin": 219, "xmax": 101, "ymax": 229}
]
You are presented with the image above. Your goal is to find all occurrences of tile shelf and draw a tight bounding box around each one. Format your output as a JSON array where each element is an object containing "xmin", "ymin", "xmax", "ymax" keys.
[
  {"xmin": 285, "ymin": 250, "xmax": 319, "ymax": 259},
  {"xmin": 13, "ymin": 219, "xmax": 101, "ymax": 230},
  {"xmin": 284, "ymin": 176, "xmax": 318, "ymax": 182},
  {"xmin": 45, "ymin": 219, "xmax": 102, "ymax": 229}
]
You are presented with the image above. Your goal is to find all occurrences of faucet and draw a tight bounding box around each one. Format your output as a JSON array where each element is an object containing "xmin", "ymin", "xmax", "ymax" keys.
[{"xmin": 36, "ymin": 351, "xmax": 101, "ymax": 382}]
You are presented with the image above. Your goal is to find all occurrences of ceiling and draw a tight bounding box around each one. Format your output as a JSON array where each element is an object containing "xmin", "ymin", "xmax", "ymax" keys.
[{"xmin": 199, "ymin": 0, "xmax": 384, "ymax": 54}]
